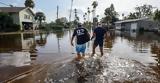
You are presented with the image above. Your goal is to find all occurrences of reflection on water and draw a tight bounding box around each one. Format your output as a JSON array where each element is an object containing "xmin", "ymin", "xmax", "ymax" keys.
[
  {"xmin": 0, "ymin": 31, "xmax": 160, "ymax": 65},
  {"xmin": 109, "ymin": 31, "xmax": 159, "ymax": 66},
  {"xmin": 0, "ymin": 33, "xmax": 36, "ymax": 52},
  {"xmin": 36, "ymin": 33, "xmax": 48, "ymax": 46},
  {"xmin": 0, "ymin": 30, "xmax": 160, "ymax": 81},
  {"xmin": 0, "ymin": 52, "xmax": 31, "ymax": 67}
]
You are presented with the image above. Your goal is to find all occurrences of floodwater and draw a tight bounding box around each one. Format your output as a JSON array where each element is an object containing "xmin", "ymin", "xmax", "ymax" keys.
[{"xmin": 0, "ymin": 30, "xmax": 160, "ymax": 83}]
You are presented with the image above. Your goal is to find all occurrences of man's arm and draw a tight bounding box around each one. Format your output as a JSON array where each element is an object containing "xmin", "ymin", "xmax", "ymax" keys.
[
  {"xmin": 71, "ymin": 35, "xmax": 75, "ymax": 46},
  {"xmin": 71, "ymin": 30, "xmax": 76, "ymax": 46},
  {"xmin": 91, "ymin": 32, "xmax": 96, "ymax": 40}
]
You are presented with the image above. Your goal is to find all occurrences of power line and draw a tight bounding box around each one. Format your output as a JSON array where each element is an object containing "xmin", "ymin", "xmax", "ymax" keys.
[{"xmin": 0, "ymin": 1, "xmax": 13, "ymax": 7}]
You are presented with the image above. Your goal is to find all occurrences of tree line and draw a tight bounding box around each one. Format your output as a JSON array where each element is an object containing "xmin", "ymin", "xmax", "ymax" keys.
[
  {"xmin": 1, "ymin": 0, "xmax": 160, "ymax": 32},
  {"xmin": 16, "ymin": 0, "xmax": 160, "ymax": 30}
]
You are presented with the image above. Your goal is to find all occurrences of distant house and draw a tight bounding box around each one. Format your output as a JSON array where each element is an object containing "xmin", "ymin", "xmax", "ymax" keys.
[
  {"xmin": 115, "ymin": 18, "xmax": 158, "ymax": 31},
  {"xmin": 0, "ymin": 7, "xmax": 37, "ymax": 30}
]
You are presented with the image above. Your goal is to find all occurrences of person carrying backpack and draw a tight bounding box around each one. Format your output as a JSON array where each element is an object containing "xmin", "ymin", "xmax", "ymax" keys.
[{"xmin": 71, "ymin": 23, "xmax": 90, "ymax": 60}]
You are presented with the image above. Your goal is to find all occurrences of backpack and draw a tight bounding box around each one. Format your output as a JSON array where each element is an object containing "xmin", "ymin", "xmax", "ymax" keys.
[{"xmin": 84, "ymin": 31, "xmax": 90, "ymax": 43}]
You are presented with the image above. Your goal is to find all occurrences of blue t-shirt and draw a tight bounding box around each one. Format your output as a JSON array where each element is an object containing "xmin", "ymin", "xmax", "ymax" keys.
[
  {"xmin": 73, "ymin": 27, "xmax": 88, "ymax": 44},
  {"xmin": 94, "ymin": 27, "xmax": 106, "ymax": 41}
]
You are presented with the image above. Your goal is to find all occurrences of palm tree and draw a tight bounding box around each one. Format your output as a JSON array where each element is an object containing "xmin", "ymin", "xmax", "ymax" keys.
[
  {"xmin": 74, "ymin": 9, "xmax": 77, "ymax": 18},
  {"xmin": 154, "ymin": 9, "xmax": 160, "ymax": 22},
  {"xmin": 83, "ymin": 14, "xmax": 86, "ymax": 22},
  {"xmin": 96, "ymin": 15, "xmax": 99, "ymax": 22},
  {"xmin": 87, "ymin": 7, "xmax": 91, "ymax": 22},
  {"xmin": 122, "ymin": 13, "xmax": 125, "ymax": 20},
  {"xmin": 35, "ymin": 12, "xmax": 46, "ymax": 28},
  {"xmin": 74, "ymin": 8, "xmax": 79, "ymax": 26},
  {"xmin": 92, "ymin": 1, "xmax": 98, "ymax": 29},
  {"xmin": 92, "ymin": 1, "xmax": 98, "ymax": 18},
  {"xmin": 24, "ymin": 0, "xmax": 35, "ymax": 8},
  {"xmin": 84, "ymin": 12, "xmax": 87, "ymax": 22},
  {"xmin": 91, "ymin": 9, "xmax": 95, "ymax": 21},
  {"xmin": 74, "ymin": 8, "xmax": 78, "ymax": 21}
]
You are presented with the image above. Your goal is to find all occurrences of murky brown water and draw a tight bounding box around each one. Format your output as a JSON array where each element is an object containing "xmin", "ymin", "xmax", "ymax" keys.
[{"xmin": 0, "ymin": 30, "xmax": 160, "ymax": 82}]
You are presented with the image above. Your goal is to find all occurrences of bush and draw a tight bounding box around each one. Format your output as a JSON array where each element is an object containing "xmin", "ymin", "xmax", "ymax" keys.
[
  {"xmin": 4, "ymin": 24, "xmax": 20, "ymax": 32},
  {"xmin": 139, "ymin": 27, "xmax": 144, "ymax": 32},
  {"xmin": 0, "ymin": 12, "xmax": 21, "ymax": 32},
  {"xmin": 12, "ymin": 24, "xmax": 20, "ymax": 31},
  {"xmin": 51, "ymin": 24, "xmax": 64, "ymax": 30}
]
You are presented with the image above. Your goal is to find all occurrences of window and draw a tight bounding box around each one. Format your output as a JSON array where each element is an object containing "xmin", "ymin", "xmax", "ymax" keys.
[
  {"xmin": 28, "ymin": 15, "xmax": 30, "ymax": 19},
  {"xmin": 24, "ymin": 14, "xmax": 27, "ymax": 19},
  {"xmin": 24, "ymin": 14, "xmax": 32, "ymax": 20}
]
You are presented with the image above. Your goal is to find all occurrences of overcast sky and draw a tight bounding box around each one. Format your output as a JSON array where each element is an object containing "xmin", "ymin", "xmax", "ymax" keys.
[{"xmin": 0, "ymin": 0, "xmax": 160, "ymax": 22}]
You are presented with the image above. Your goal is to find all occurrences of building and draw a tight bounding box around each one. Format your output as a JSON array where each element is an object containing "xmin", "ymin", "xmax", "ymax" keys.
[
  {"xmin": 0, "ymin": 7, "xmax": 37, "ymax": 30},
  {"xmin": 115, "ymin": 18, "xmax": 158, "ymax": 32}
]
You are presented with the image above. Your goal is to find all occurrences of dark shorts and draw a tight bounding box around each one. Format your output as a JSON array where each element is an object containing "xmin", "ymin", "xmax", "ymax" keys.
[{"xmin": 94, "ymin": 40, "xmax": 104, "ymax": 47}]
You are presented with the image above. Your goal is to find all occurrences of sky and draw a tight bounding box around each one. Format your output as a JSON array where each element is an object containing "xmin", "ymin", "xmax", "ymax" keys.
[{"xmin": 0, "ymin": 0, "xmax": 160, "ymax": 23}]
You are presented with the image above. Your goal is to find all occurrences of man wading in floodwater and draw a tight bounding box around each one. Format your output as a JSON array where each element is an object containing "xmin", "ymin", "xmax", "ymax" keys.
[
  {"xmin": 91, "ymin": 23, "xmax": 107, "ymax": 56},
  {"xmin": 71, "ymin": 23, "xmax": 90, "ymax": 60}
]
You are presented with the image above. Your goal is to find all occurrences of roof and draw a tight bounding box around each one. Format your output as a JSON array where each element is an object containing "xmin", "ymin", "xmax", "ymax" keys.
[
  {"xmin": 0, "ymin": 7, "xmax": 35, "ymax": 15},
  {"xmin": 0, "ymin": 7, "xmax": 26, "ymax": 13},
  {"xmin": 115, "ymin": 17, "xmax": 149, "ymax": 24}
]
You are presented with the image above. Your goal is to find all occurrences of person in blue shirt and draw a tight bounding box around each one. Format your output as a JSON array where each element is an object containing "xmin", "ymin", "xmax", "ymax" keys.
[
  {"xmin": 71, "ymin": 23, "xmax": 90, "ymax": 60},
  {"xmin": 91, "ymin": 23, "xmax": 106, "ymax": 56}
]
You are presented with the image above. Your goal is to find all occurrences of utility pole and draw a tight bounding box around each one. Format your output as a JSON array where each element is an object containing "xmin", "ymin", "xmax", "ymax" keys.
[
  {"xmin": 57, "ymin": 5, "xmax": 59, "ymax": 19},
  {"xmin": 69, "ymin": 0, "xmax": 74, "ymax": 54},
  {"xmin": 69, "ymin": 0, "xmax": 73, "ymax": 23}
]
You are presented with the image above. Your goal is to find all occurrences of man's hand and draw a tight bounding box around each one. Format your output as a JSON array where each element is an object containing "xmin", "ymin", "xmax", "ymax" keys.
[
  {"xmin": 71, "ymin": 41, "xmax": 74, "ymax": 46},
  {"xmin": 91, "ymin": 33, "xmax": 96, "ymax": 40},
  {"xmin": 91, "ymin": 36, "xmax": 94, "ymax": 40}
]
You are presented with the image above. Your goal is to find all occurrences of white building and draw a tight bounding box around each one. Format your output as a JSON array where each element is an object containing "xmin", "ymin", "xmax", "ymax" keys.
[
  {"xmin": 115, "ymin": 18, "xmax": 158, "ymax": 32},
  {"xmin": 0, "ymin": 7, "xmax": 37, "ymax": 30}
]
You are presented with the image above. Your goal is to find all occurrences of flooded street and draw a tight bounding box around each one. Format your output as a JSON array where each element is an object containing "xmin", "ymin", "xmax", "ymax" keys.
[{"xmin": 0, "ymin": 30, "xmax": 160, "ymax": 83}]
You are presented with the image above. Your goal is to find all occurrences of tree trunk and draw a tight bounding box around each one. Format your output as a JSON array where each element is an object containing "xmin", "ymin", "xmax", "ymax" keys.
[{"xmin": 39, "ymin": 20, "xmax": 42, "ymax": 28}]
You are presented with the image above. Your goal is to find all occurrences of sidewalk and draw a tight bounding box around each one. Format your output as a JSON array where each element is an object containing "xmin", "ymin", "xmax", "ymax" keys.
[{"xmin": 0, "ymin": 30, "xmax": 40, "ymax": 35}]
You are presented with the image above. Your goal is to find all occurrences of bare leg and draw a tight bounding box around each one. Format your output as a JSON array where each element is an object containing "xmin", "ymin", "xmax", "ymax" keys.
[
  {"xmin": 76, "ymin": 53, "xmax": 81, "ymax": 61},
  {"xmin": 82, "ymin": 53, "xmax": 85, "ymax": 59},
  {"xmin": 92, "ymin": 44, "xmax": 97, "ymax": 56},
  {"xmin": 82, "ymin": 53, "xmax": 85, "ymax": 57},
  {"xmin": 99, "ymin": 47, "xmax": 103, "ymax": 56}
]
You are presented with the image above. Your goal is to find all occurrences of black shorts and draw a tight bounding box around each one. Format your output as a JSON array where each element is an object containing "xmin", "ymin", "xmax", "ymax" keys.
[{"xmin": 94, "ymin": 40, "xmax": 103, "ymax": 47}]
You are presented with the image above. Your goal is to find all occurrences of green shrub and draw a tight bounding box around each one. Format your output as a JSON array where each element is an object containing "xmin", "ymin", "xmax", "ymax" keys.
[
  {"xmin": 139, "ymin": 27, "xmax": 144, "ymax": 32},
  {"xmin": 12, "ymin": 24, "xmax": 20, "ymax": 31},
  {"xmin": 51, "ymin": 24, "xmax": 64, "ymax": 30},
  {"xmin": 4, "ymin": 24, "xmax": 20, "ymax": 32}
]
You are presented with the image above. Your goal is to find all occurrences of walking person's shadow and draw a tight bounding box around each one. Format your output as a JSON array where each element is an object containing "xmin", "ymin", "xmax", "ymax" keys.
[
  {"xmin": 74, "ymin": 55, "xmax": 104, "ymax": 83},
  {"xmin": 74, "ymin": 61, "xmax": 88, "ymax": 83}
]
